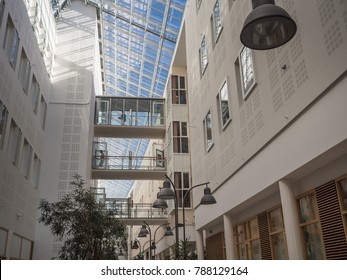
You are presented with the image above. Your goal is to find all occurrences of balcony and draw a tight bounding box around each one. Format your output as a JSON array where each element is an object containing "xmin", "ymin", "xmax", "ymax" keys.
[{"xmin": 94, "ymin": 96, "xmax": 166, "ymax": 139}]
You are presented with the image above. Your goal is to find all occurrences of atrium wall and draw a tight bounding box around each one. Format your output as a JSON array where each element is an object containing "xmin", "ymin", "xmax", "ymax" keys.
[
  {"xmin": 33, "ymin": 1, "xmax": 97, "ymax": 259},
  {"xmin": 180, "ymin": 0, "xmax": 347, "ymax": 259},
  {"xmin": 0, "ymin": 0, "xmax": 51, "ymax": 259}
]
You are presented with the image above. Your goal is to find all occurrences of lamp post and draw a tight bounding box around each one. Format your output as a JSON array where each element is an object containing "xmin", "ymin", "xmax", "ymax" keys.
[
  {"xmin": 156, "ymin": 175, "xmax": 179, "ymax": 255},
  {"xmin": 152, "ymin": 224, "xmax": 173, "ymax": 259},
  {"xmin": 131, "ymin": 239, "xmax": 142, "ymax": 259},
  {"xmin": 138, "ymin": 221, "xmax": 152, "ymax": 260},
  {"xmin": 182, "ymin": 182, "xmax": 216, "ymax": 260},
  {"xmin": 240, "ymin": 0, "xmax": 297, "ymax": 50}
]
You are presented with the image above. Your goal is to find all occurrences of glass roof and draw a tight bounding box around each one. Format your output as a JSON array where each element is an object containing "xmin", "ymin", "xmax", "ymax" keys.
[{"xmin": 95, "ymin": 0, "xmax": 186, "ymax": 198}]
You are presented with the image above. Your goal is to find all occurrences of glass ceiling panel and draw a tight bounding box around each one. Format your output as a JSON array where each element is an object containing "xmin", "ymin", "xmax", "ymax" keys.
[{"xmin": 93, "ymin": 0, "xmax": 186, "ymax": 198}]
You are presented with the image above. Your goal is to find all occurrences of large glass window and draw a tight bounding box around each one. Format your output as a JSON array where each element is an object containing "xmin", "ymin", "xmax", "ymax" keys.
[
  {"xmin": 0, "ymin": 101, "xmax": 9, "ymax": 149},
  {"xmin": 174, "ymin": 172, "xmax": 190, "ymax": 208},
  {"xmin": 173, "ymin": 121, "xmax": 189, "ymax": 153},
  {"xmin": 239, "ymin": 47, "xmax": 255, "ymax": 99},
  {"xmin": 3, "ymin": 16, "xmax": 20, "ymax": 68},
  {"xmin": 200, "ymin": 36, "xmax": 208, "ymax": 74},
  {"xmin": 268, "ymin": 207, "xmax": 288, "ymax": 259},
  {"xmin": 30, "ymin": 75, "xmax": 40, "ymax": 113},
  {"xmin": 171, "ymin": 75, "xmax": 186, "ymax": 104},
  {"xmin": 8, "ymin": 119, "xmax": 22, "ymax": 165},
  {"xmin": 18, "ymin": 49, "xmax": 31, "ymax": 94},
  {"xmin": 217, "ymin": 80, "xmax": 230, "ymax": 128},
  {"xmin": 234, "ymin": 218, "xmax": 261, "ymax": 260},
  {"xmin": 211, "ymin": 0, "xmax": 222, "ymax": 42},
  {"xmin": 20, "ymin": 138, "xmax": 32, "ymax": 178},
  {"xmin": 204, "ymin": 110, "xmax": 213, "ymax": 151},
  {"xmin": 297, "ymin": 193, "xmax": 325, "ymax": 259}
]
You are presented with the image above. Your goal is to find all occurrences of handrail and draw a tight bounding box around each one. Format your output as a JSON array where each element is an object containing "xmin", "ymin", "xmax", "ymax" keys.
[
  {"xmin": 102, "ymin": 199, "xmax": 168, "ymax": 220},
  {"xmin": 92, "ymin": 155, "xmax": 166, "ymax": 170}
]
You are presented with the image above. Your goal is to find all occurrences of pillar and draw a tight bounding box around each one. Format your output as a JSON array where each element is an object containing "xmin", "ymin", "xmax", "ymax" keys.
[
  {"xmin": 223, "ymin": 214, "xmax": 236, "ymax": 259},
  {"xmin": 279, "ymin": 180, "xmax": 304, "ymax": 259},
  {"xmin": 195, "ymin": 230, "xmax": 204, "ymax": 260}
]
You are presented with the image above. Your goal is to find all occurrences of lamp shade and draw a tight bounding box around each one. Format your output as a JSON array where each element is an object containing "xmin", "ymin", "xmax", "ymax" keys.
[
  {"xmin": 240, "ymin": 1, "xmax": 297, "ymax": 50},
  {"xmin": 138, "ymin": 225, "xmax": 149, "ymax": 237},
  {"xmin": 132, "ymin": 240, "xmax": 139, "ymax": 249},
  {"xmin": 200, "ymin": 186, "xmax": 217, "ymax": 205},
  {"xmin": 158, "ymin": 180, "xmax": 175, "ymax": 199},
  {"xmin": 152, "ymin": 193, "xmax": 168, "ymax": 208},
  {"xmin": 164, "ymin": 226, "xmax": 174, "ymax": 236}
]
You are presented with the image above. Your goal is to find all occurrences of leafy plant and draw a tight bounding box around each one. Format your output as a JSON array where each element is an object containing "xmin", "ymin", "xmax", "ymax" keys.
[
  {"xmin": 38, "ymin": 174, "xmax": 127, "ymax": 260},
  {"xmin": 171, "ymin": 238, "xmax": 197, "ymax": 260}
]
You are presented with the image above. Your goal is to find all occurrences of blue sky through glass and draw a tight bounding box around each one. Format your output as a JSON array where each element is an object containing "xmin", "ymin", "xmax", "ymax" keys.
[{"xmin": 97, "ymin": 0, "xmax": 186, "ymax": 199}]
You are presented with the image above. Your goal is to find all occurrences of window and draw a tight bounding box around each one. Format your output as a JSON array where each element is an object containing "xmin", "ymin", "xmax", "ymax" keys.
[
  {"xmin": 3, "ymin": 16, "xmax": 19, "ymax": 68},
  {"xmin": 268, "ymin": 207, "xmax": 288, "ymax": 259},
  {"xmin": 30, "ymin": 75, "xmax": 40, "ymax": 113},
  {"xmin": 174, "ymin": 172, "xmax": 190, "ymax": 208},
  {"xmin": 31, "ymin": 154, "xmax": 41, "ymax": 187},
  {"xmin": 0, "ymin": 0, "xmax": 5, "ymax": 29},
  {"xmin": 204, "ymin": 110, "xmax": 213, "ymax": 151},
  {"xmin": 9, "ymin": 234, "xmax": 33, "ymax": 260},
  {"xmin": 234, "ymin": 218, "xmax": 261, "ymax": 260},
  {"xmin": 20, "ymin": 138, "xmax": 32, "ymax": 178},
  {"xmin": 39, "ymin": 96, "xmax": 47, "ymax": 129},
  {"xmin": 217, "ymin": 80, "xmax": 230, "ymax": 128},
  {"xmin": 171, "ymin": 75, "xmax": 186, "ymax": 104},
  {"xmin": 18, "ymin": 49, "xmax": 31, "ymax": 93},
  {"xmin": 199, "ymin": 36, "xmax": 208, "ymax": 74},
  {"xmin": 239, "ymin": 47, "xmax": 256, "ymax": 99},
  {"xmin": 297, "ymin": 193, "xmax": 325, "ymax": 259},
  {"xmin": 0, "ymin": 101, "xmax": 9, "ymax": 149},
  {"xmin": 337, "ymin": 177, "xmax": 347, "ymax": 239},
  {"xmin": 211, "ymin": 0, "xmax": 222, "ymax": 42},
  {"xmin": 8, "ymin": 119, "xmax": 22, "ymax": 165},
  {"xmin": 0, "ymin": 227, "xmax": 8, "ymax": 259},
  {"xmin": 173, "ymin": 121, "xmax": 189, "ymax": 153},
  {"xmin": 197, "ymin": 0, "xmax": 202, "ymax": 10}
]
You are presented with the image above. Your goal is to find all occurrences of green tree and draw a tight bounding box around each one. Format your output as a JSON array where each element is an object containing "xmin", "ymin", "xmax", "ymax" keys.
[{"xmin": 38, "ymin": 174, "xmax": 127, "ymax": 260}]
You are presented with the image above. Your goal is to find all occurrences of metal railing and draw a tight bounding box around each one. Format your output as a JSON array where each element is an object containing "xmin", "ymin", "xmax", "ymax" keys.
[
  {"xmin": 92, "ymin": 155, "xmax": 166, "ymax": 170},
  {"xmin": 103, "ymin": 198, "xmax": 168, "ymax": 220}
]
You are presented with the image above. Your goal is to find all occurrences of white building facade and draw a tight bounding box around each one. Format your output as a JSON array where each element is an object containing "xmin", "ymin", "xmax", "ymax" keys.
[{"xmin": 178, "ymin": 0, "xmax": 347, "ymax": 259}]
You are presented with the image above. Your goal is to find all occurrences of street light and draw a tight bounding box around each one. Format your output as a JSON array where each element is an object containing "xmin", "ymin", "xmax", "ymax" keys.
[
  {"xmin": 156, "ymin": 175, "xmax": 179, "ymax": 254},
  {"xmin": 137, "ymin": 222, "xmax": 152, "ymax": 259},
  {"xmin": 240, "ymin": 0, "xmax": 297, "ymax": 50},
  {"xmin": 151, "ymin": 224, "xmax": 173, "ymax": 259},
  {"xmin": 152, "ymin": 191, "xmax": 168, "ymax": 209},
  {"xmin": 182, "ymin": 182, "xmax": 216, "ymax": 260},
  {"xmin": 131, "ymin": 239, "xmax": 142, "ymax": 259}
]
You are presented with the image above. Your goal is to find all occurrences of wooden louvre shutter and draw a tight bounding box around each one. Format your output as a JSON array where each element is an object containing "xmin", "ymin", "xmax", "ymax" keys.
[
  {"xmin": 258, "ymin": 211, "xmax": 272, "ymax": 259},
  {"xmin": 205, "ymin": 231, "xmax": 226, "ymax": 259},
  {"xmin": 316, "ymin": 180, "xmax": 347, "ymax": 259}
]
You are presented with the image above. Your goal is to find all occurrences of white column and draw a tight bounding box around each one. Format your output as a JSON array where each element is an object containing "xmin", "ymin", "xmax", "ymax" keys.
[
  {"xmin": 5, "ymin": 230, "xmax": 13, "ymax": 259},
  {"xmin": 195, "ymin": 230, "xmax": 204, "ymax": 260},
  {"xmin": 223, "ymin": 214, "xmax": 236, "ymax": 259},
  {"xmin": 279, "ymin": 180, "xmax": 304, "ymax": 259}
]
